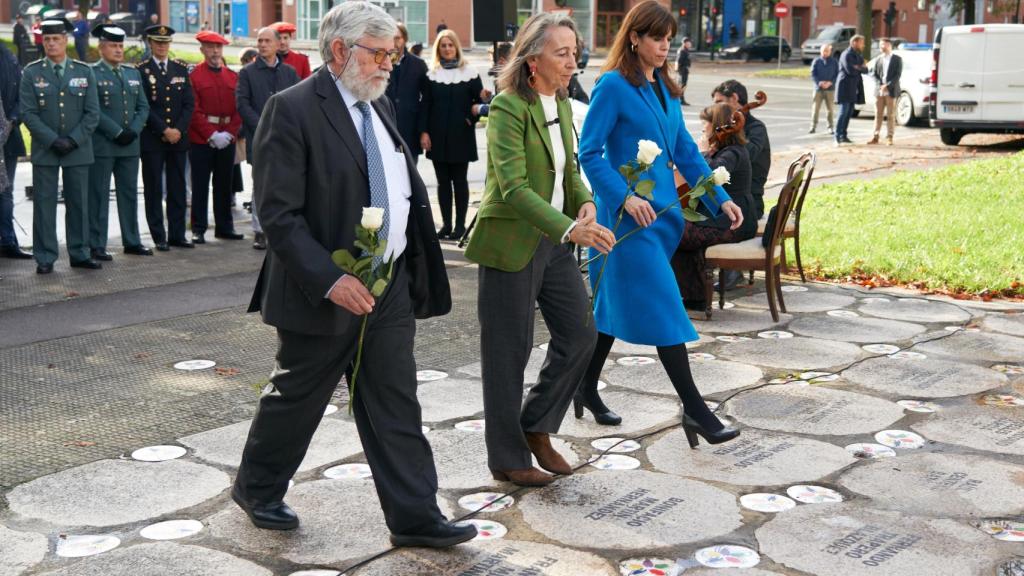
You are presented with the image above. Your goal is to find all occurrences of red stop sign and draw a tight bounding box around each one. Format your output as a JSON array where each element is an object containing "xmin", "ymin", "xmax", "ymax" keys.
[{"xmin": 775, "ymin": 2, "xmax": 790, "ymax": 17}]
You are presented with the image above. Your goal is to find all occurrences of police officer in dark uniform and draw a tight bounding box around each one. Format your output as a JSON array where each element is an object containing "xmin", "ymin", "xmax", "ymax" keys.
[
  {"xmin": 88, "ymin": 24, "xmax": 152, "ymax": 260},
  {"xmin": 20, "ymin": 18, "xmax": 100, "ymax": 274},
  {"xmin": 138, "ymin": 24, "xmax": 194, "ymax": 251}
]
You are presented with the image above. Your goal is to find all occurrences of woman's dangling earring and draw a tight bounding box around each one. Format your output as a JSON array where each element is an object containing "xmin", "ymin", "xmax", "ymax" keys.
[
  {"xmin": 528, "ymin": 66, "xmax": 537, "ymax": 88},
  {"xmin": 630, "ymin": 43, "xmax": 637, "ymax": 53}
]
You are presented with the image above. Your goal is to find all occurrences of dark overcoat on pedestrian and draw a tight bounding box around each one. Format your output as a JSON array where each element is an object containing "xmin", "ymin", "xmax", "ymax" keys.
[
  {"xmin": 835, "ymin": 47, "xmax": 866, "ymax": 105},
  {"xmin": 385, "ymin": 50, "xmax": 428, "ymax": 156},
  {"xmin": 0, "ymin": 43, "xmax": 25, "ymax": 158},
  {"xmin": 418, "ymin": 65, "xmax": 483, "ymax": 164}
]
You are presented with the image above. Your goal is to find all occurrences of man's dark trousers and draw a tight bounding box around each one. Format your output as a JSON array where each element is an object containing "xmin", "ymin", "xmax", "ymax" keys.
[
  {"xmin": 190, "ymin": 144, "xmax": 234, "ymax": 236},
  {"xmin": 141, "ymin": 150, "xmax": 188, "ymax": 244},
  {"xmin": 0, "ymin": 150, "xmax": 19, "ymax": 247},
  {"xmin": 835, "ymin": 103, "xmax": 855, "ymax": 142},
  {"xmin": 235, "ymin": 260, "xmax": 445, "ymax": 534}
]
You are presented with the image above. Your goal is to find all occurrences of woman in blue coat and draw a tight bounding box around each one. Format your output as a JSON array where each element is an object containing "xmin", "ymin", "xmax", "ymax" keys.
[{"xmin": 576, "ymin": 1, "xmax": 742, "ymax": 448}]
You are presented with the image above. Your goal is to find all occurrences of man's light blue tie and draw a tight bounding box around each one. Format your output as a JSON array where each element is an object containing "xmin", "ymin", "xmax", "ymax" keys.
[{"xmin": 355, "ymin": 101, "xmax": 390, "ymax": 269}]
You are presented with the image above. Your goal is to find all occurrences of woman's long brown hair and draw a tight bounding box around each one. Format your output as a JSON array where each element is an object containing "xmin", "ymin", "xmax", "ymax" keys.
[{"xmin": 600, "ymin": 0, "xmax": 683, "ymax": 99}]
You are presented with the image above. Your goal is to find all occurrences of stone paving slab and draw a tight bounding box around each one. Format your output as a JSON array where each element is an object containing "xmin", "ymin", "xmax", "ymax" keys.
[
  {"xmin": 350, "ymin": 540, "xmax": 617, "ymax": 575},
  {"xmin": 913, "ymin": 331, "xmax": 1024, "ymax": 364},
  {"xmin": 982, "ymin": 313, "xmax": 1024, "ymax": 337},
  {"xmin": 205, "ymin": 479, "xmax": 393, "ymax": 567},
  {"xmin": 912, "ymin": 404, "xmax": 1024, "ymax": 456},
  {"xmin": 6, "ymin": 459, "xmax": 230, "ymax": 528},
  {"xmin": 718, "ymin": 337, "xmax": 864, "ymax": 371},
  {"xmin": 0, "ymin": 524, "xmax": 47, "ymax": 575},
  {"xmin": 180, "ymin": 417, "xmax": 365, "ymax": 472},
  {"xmin": 647, "ymin": 428, "xmax": 856, "ymax": 486},
  {"xmin": 417, "ymin": 378, "xmax": 485, "ymax": 423},
  {"xmin": 842, "ymin": 357, "xmax": 1008, "ymax": 398},
  {"xmin": 603, "ymin": 358, "xmax": 763, "ymax": 397},
  {"xmin": 756, "ymin": 503, "xmax": 1010, "ymax": 576},
  {"xmin": 556, "ymin": 390, "xmax": 681, "ymax": 439},
  {"xmin": 724, "ymin": 384, "xmax": 906, "ymax": 436},
  {"xmin": 857, "ymin": 297, "xmax": 975, "ymax": 324},
  {"xmin": 428, "ymin": 429, "xmax": 578, "ymax": 491},
  {"xmin": 733, "ymin": 290, "xmax": 857, "ymax": 313},
  {"xmin": 518, "ymin": 470, "xmax": 743, "ymax": 549},
  {"xmin": 38, "ymin": 542, "xmax": 272, "ymax": 576},
  {"xmin": 691, "ymin": 309, "xmax": 793, "ymax": 334},
  {"xmin": 789, "ymin": 315, "xmax": 927, "ymax": 344},
  {"xmin": 838, "ymin": 452, "xmax": 1024, "ymax": 517}
]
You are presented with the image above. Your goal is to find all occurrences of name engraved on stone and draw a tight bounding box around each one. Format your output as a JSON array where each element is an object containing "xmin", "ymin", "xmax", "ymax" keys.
[
  {"xmin": 583, "ymin": 488, "xmax": 686, "ymax": 527},
  {"xmin": 459, "ymin": 546, "xmax": 560, "ymax": 576},
  {"xmin": 973, "ymin": 416, "xmax": 1024, "ymax": 447},
  {"xmin": 922, "ymin": 471, "xmax": 983, "ymax": 493},
  {"xmin": 822, "ymin": 525, "xmax": 923, "ymax": 567},
  {"xmin": 712, "ymin": 438, "xmax": 796, "ymax": 468}
]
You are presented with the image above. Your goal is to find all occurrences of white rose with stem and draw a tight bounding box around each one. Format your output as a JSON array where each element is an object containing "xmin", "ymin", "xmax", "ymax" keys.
[{"xmin": 331, "ymin": 207, "xmax": 394, "ymax": 413}]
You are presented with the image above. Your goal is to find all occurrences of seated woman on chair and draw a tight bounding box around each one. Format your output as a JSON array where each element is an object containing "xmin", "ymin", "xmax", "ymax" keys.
[{"xmin": 671, "ymin": 103, "xmax": 757, "ymax": 310}]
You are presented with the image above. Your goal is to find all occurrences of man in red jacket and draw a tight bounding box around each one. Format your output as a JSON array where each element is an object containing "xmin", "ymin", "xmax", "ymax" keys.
[
  {"xmin": 270, "ymin": 22, "xmax": 311, "ymax": 79},
  {"xmin": 189, "ymin": 30, "xmax": 242, "ymax": 240}
]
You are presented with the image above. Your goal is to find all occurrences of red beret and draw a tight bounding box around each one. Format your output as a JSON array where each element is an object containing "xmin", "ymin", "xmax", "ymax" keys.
[
  {"xmin": 270, "ymin": 21, "xmax": 297, "ymax": 33},
  {"xmin": 196, "ymin": 30, "xmax": 229, "ymax": 45}
]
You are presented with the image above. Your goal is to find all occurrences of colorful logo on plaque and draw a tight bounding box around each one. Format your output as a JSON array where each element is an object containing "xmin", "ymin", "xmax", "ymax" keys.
[
  {"xmin": 619, "ymin": 558, "xmax": 677, "ymax": 576},
  {"xmin": 694, "ymin": 545, "xmax": 761, "ymax": 568}
]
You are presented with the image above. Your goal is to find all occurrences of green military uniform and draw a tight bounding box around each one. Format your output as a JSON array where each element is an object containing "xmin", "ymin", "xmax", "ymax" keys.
[
  {"xmin": 20, "ymin": 56, "xmax": 100, "ymax": 266},
  {"xmin": 89, "ymin": 58, "xmax": 149, "ymax": 252}
]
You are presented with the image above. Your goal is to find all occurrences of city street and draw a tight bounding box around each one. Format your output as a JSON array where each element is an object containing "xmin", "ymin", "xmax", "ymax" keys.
[{"xmin": 2, "ymin": 53, "xmax": 1024, "ymax": 576}]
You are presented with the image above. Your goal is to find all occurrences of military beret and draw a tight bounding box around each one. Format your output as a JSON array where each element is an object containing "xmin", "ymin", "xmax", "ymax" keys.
[{"xmin": 195, "ymin": 30, "xmax": 229, "ymax": 45}]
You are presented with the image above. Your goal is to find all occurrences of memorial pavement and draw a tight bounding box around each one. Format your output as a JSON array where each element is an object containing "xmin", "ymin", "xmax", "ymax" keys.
[{"xmin": 2, "ymin": 267, "xmax": 1023, "ymax": 576}]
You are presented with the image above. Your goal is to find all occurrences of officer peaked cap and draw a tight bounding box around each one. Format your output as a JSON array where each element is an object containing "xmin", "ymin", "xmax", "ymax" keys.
[{"xmin": 145, "ymin": 24, "xmax": 175, "ymax": 41}]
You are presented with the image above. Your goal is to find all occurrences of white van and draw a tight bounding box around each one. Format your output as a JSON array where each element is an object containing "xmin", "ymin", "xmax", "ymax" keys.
[{"xmin": 930, "ymin": 24, "xmax": 1024, "ymax": 145}]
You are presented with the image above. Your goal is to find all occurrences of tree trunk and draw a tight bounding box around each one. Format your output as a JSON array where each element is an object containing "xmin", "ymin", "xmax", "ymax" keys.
[{"xmin": 857, "ymin": 0, "xmax": 873, "ymax": 60}]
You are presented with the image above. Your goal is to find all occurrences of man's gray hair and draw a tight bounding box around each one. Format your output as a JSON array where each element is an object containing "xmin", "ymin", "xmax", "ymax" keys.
[
  {"xmin": 257, "ymin": 26, "xmax": 281, "ymax": 41},
  {"xmin": 319, "ymin": 1, "xmax": 398, "ymax": 64}
]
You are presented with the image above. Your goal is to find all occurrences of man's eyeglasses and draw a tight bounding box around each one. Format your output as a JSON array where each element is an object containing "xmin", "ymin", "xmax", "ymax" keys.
[{"xmin": 351, "ymin": 43, "xmax": 400, "ymax": 65}]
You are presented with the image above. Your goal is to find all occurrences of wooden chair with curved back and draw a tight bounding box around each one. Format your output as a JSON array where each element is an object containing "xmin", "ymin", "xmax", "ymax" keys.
[
  {"xmin": 703, "ymin": 152, "xmax": 815, "ymax": 321},
  {"xmin": 755, "ymin": 151, "xmax": 817, "ymax": 282}
]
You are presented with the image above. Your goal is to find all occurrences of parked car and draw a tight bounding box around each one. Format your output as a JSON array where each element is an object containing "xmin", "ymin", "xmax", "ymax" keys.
[
  {"xmin": 856, "ymin": 44, "xmax": 933, "ymax": 126},
  {"xmin": 720, "ymin": 36, "xmax": 791, "ymax": 62},
  {"xmin": 109, "ymin": 12, "xmax": 145, "ymax": 37},
  {"xmin": 801, "ymin": 25, "xmax": 856, "ymax": 64},
  {"xmin": 930, "ymin": 24, "xmax": 1024, "ymax": 145}
]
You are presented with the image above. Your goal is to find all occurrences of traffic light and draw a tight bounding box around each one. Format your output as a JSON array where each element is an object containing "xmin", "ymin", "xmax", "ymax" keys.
[{"xmin": 679, "ymin": 7, "xmax": 688, "ymax": 17}]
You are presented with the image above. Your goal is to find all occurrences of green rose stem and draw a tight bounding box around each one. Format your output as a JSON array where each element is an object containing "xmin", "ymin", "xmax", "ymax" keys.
[{"xmin": 349, "ymin": 314, "xmax": 369, "ymax": 414}]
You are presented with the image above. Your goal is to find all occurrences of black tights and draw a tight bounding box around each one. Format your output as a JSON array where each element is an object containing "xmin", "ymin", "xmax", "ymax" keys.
[
  {"xmin": 433, "ymin": 160, "xmax": 469, "ymax": 230},
  {"xmin": 579, "ymin": 332, "xmax": 723, "ymax": 432}
]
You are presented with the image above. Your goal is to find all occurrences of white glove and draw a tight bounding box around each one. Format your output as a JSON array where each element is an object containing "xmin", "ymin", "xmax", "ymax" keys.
[{"xmin": 209, "ymin": 132, "xmax": 232, "ymax": 149}]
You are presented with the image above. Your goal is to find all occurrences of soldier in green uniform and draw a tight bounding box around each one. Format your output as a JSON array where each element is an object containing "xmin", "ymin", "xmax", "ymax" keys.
[
  {"xmin": 87, "ymin": 23, "xmax": 152, "ymax": 260},
  {"xmin": 20, "ymin": 17, "xmax": 100, "ymax": 274}
]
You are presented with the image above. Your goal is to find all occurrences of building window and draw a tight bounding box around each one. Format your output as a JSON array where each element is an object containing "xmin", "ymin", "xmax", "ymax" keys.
[
  {"xmin": 298, "ymin": 0, "xmax": 326, "ymax": 40},
  {"xmin": 170, "ymin": 0, "xmax": 201, "ymax": 33}
]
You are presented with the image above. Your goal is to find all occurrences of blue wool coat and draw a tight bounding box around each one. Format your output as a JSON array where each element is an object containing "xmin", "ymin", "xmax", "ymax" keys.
[{"xmin": 579, "ymin": 69, "xmax": 730, "ymax": 346}]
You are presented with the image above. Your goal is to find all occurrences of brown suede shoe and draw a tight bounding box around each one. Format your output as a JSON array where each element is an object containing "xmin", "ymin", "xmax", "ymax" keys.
[
  {"xmin": 491, "ymin": 467, "xmax": 553, "ymax": 487},
  {"xmin": 525, "ymin": 432, "xmax": 573, "ymax": 476},
  {"xmin": 866, "ymin": 136, "xmax": 880, "ymax": 145}
]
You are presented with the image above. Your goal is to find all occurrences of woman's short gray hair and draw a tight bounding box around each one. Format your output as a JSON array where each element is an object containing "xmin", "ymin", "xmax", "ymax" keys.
[
  {"xmin": 319, "ymin": 1, "xmax": 398, "ymax": 64},
  {"xmin": 498, "ymin": 12, "xmax": 578, "ymax": 103}
]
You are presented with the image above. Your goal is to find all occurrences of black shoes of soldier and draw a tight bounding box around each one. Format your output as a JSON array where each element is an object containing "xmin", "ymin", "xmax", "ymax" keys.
[
  {"xmin": 215, "ymin": 231, "xmax": 244, "ymax": 240},
  {"xmin": 253, "ymin": 232, "xmax": 266, "ymax": 250},
  {"xmin": 70, "ymin": 259, "xmax": 102, "ymax": 270},
  {"xmin": 124, "ymin": 245, "xmax": 154, "ymax": 256},
  {"xmin": 1, "ymin": 245, "xmax": 32, "ymax": 259},
  {"xmin": 91, "ymin": 248, "xmax": 113, "ymax": 261},
  {"xmin": 170, "ymin": 239, "xmax": 195, "ymax": 249}
]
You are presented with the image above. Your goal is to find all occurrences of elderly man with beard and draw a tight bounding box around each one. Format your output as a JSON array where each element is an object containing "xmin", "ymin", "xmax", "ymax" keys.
[
  {"xmin": 236, "ymin": 26, "xmax": 299, "ymax": 249},
  {"xmin": 233, "ymin": 1, "xmax": 476, "ymax": 548}
]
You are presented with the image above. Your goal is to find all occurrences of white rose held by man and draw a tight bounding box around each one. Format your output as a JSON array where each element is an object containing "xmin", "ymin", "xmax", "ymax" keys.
[
  {"xmin": 361, "ymin": 207, "xmax": 385, "ymax": 232},
  {"xmin": 636, "ymin": 139, "xmax": 662, "ymax": 166},
  {"xmin": 712, "ymin": 166, "xmax": 731, "ymax": 186}
]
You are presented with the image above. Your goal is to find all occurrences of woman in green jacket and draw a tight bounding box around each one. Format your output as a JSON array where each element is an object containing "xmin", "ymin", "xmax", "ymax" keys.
[{"xmin": 465, "ymin": 13, "xmax": 615, "ymax": 488}]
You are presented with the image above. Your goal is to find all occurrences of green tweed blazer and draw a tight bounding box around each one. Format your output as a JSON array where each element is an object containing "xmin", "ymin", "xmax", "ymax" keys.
[{"xmin": 465, "ymin": 90, "xmax": 593, "ymax": 272}]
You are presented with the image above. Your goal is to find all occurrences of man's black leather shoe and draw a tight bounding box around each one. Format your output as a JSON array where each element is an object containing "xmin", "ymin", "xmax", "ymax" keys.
[
  {"xmin": 191, "ymin": 233, "xmax": 206, "ymax": 244},
  {"xmin": 124, "ymin": 245, "xmax": 154, "ymax": 256},
  {"xmin": 155, "ymin": 242, "xmax": 170, "ymax": 252},
  {"xmin": 215, "ymin": 231, "xmax": 244, "ymax": 240},
  {"xmin": 90, "ymin": 248, "xmax": 113, "ymax": 261},
  {"xmin": 36, "ymin": 263, "xmax": 53, "ymax": 274},
  {"xmin": 231, "ymin": 489, "xmax": 299, "ymax": 531},
  {"xmin": 390, "ymin": 521, "xmax": 478, "ymax": 548},
  {"xmin": 2, "ymin": 245, "xmax": 33, "ymax": 259},
  {"xmin": 714, "ymin": 269, "xmax": 745, "ymax": 292},
  {"xmin": 70, "ymin": 259, "xmax": 102, "ymax": 270},
  {"xmin": 169, "ymin": 239, "xmax": 195, "ymax": 249}
]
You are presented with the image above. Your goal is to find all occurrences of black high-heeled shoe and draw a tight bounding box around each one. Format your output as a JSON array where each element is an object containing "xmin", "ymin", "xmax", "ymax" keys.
[
  {"xmin": 682, "ymin": 413, "xmax": 740, "ymax": 449},
  {"xmin": 573, "ymin": 393, "xmax": 623, "ymax": 426}
]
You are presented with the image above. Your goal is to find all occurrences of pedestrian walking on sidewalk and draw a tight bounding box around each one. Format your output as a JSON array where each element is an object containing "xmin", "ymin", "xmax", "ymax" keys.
[
  {"xmin": 465, "ymin": 13, "xmax": 615, "ymax": 488},
  {"xmin": 675, "ymin": 37, "xmax": 692, "ymax": 105},
  {"xmin": 834, "ymin": 34, "xmax": 867, "ymax": 146},
  {"xmin": 237, "ymin": 1, "xmax": 476, "ymax": 549},
  {"xmin": 809, "ymin": 43, "xmax": 837, "ymax": 134},
  {"xmin": 868, "ymin": 38, "xmax": 902, "ymax": 146}
]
